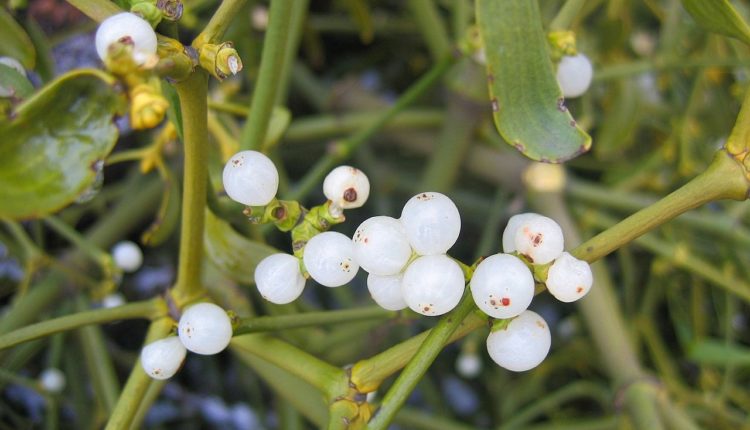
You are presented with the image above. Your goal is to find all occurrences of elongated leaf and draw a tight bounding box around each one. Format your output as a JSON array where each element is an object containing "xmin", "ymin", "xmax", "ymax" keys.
[
  {"xmin": 0, "ymin": 64, "xmax": 33, "ymax": 99},
  {"xmin": 476, "ymin": 0, "xmax": 591, "ymax": 162},
  {"xmin": 0, "ymin": 69, "xmax": 123, "ymax": 220},
  {"xmin": 0, "ymin": 8, "xmax": 35, "ymax": 69},
  {"xmin": 141, "ymin": 167, "xmax": 181, "ymax": 246},
  {"xmin": 204, "ymin": 210, "xmax": 278, "ymax": 284},
  {"xmin": 682, "ymin": 0, "xmax": 750, "ymax": 45},
  {"xmin": 688, "ymin": 339, "xmax": 750, "ymax": 366}
]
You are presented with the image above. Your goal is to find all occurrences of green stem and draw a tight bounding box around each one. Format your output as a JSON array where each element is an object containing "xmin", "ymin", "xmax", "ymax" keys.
[
  {"xmin": 128, "ymin": 379, "xmax": 167, "ymax": 430},
  {"xmin": 287, "ymin": 55, "xmax": 457, "ymax": 201},
  {"xmin": 365, "ymin": 294, "xmax": 476, "ymax": 430},
  {"xmin": 0, "ymin": 298, "xmax": 166, "ymax": 350},
  {"xmin": 65, "ymin": 0, "xmax": 121, "ymax": 22},
  {"xmin": 240, "ymin": 0, "xmax": 296, "ymax": 150},
  {"xmin": 549, "ymin": 0, "xmax": 587, "ymax": 31},
  {"xmin": 105, "ymin": 317, "xmax": 173, "ymax": 429},
  {"xmin": 573, "ymin": 151, "xmax": 749, "ymax": 263},
  {"xmin": 195, "ymin": 0, "xmax": 248, "ymax": 45},
  {"xmin": 275, "ymin": 0, "xmax": 310, "ymax": 105},
  {"xmin": 594, "ymin": 57, "xmax": 750, "ymax": 81},
  {"xmin": 42, "ymin": 216, "xmax": 115, "ymax": 275},
  {"xmin": 172, "ymin": 72, "xmax": 210, "ymax": 305},
  {"xmin": 407, "ymin": 0, "xmax": 451, "ymax": 61},
  {"xmin": 234, "ymin": 306, "xmax": 395, "ymax": 335}
]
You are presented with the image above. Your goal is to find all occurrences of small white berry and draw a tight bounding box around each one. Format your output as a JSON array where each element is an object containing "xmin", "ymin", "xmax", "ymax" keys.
[
  {"xmin": 401, "ymin": 254, "xmax": 465, "ymax": 316},
  {"xmin": 323, "ymin": 166, "xmax": 370, "ymax": 210},
  {"xmin": 178, "ymin": 303, "xmax": 233, "ymax": 355},
  {"xmin": 254, "ymin": 253, "xmax": 306, "ymax": 304},
  {"xmin": 556, "ymin": 54, "xmax": 593, "ymax": 98},
  {"xmin": 39, "ymin": 368, "xmax": 66, "ymax": 393},
  {"xmin": 456, "ymin": 352, "xmax": 482, "ymax": 378},
  {"xmin": 400, "ymin": 192, "xmax": 461, "ymax": 255},
  {"xmin": 502, "ymin": 213, "xmax": 536, "ymax": 253},
  {"xmin": 513, "ymin": 214, "xmax": 564, "ymax": 265},
  {"xmin": 545, "ymin": 252, "xmax": 593, "ymax": 302},
  {"xmin": 486, "ymin": 310, "xmax": 551, "ymax": 372},
  {"xmin": 222, "ymin": 150, "xmax": 279, "ymax": 206},
  {"xmin": 111, "ymin": 240, "xmax": 143, "ymax": 273},
  {"xmin": 101, "ymin": 293, "xmax": 126, "ymax": 308},
  {"xmin": 367, "ymin": 273, "xmax": 407, "ymax": 311},
  {"xmin": 470, "ymin": 253, "xmax": 534, "ymax": 319},
  {"xmin": 95, "ymin": 13, "xmax": 157, "ymax": 65},
  {"xmin": 303, "ymin": 231, "xmax": 359, "ymax": 287},
  {"xmin": 352, "ymin": 216, "xmax": 412, "ymax": 276},
  {"xmin": 140, "ymin": 336, "xmax": 187, "ymax": 380}
]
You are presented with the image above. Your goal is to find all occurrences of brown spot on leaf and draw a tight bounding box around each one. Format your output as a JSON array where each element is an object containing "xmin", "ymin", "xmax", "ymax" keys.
[{"xmin": 491, "ymin": 98, "xmax": 500, "ymax": 112}]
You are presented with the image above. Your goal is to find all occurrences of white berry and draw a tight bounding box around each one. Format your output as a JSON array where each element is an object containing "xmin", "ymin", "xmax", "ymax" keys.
[
  {"xmin": 401, "ymin": 254, "xmax": 464, "ymax": 316},
  {"xmin": 178, "ymin": 303, "xmax": 233, "ymax": 355},
  {"xmin": 352, "ymin": 216, "xmax": 413, "ymax": 276},
  {"xmin": 513, "ymin": 214, "xmax": 564, "ymax": 265},
  {"xmin": 111, "ymin": 240, "xmax": 143, "ymax": 273},
  {"xmin": 101, "ymin": 293, "xmax": 126, "ymax": 308},
  {"xmin": 254, "ymin": 253, "xmax": 306, "ymax": 304},
  {"xmin": 556, "ymin": 54, "xmax": 593, "ymax": 98},
  {"xmin": 470, "ymin": 253, "xmax": 534, "ymax": 319},
  {"xmin": 303, "ymin": 231, "xmax": 359, "ymax": 287},
  {"xmin": 456, "ymin": 352, "xmax": 482, "ymax": 378},
  {"xmin": 323, "ymin": 166, "xmax": 370, "ymax": 210},
  {"xmin": 400, "ymin": 192, "xmax": 461, "ymax": 255},
  {"xmin": 546, "ymin": 252, "xmax": 593, "ymax": 302},
  {"xmin": 502, "ymin": 213, "xmax": 536, "ymax": 253},
  {"xmin": 39, "ymin": 368, "xmax": 66, "ymax": 393},
  {"xmin": 367, "ymin": 273, "xmax": 407, "ymax": 311},
  {"xmin": 140, "ymin": 336, "xmax": 187, "ymax": 380},
  {"xmin": 486, "ymin": 310, "xmax": 551, "ymax": 372},
  {"xmin": 95, "ymin": 13, "xmax": 157, "ymax": 65},
  {"xmin": 222, "ymin": 150, "xmax": 279, "ymax": 206}
]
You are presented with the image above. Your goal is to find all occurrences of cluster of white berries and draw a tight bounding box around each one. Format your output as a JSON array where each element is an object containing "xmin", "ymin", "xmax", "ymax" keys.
[
  {"xmin": 95, "ymin": 13, "xmax": 158, "ymax": 66},
  {"xmin": 141, "ymin": 303, "xmax": 233, "ymax": 380},
  {"xmin": 556, "ymin": 53, "xmax": 593, "ymax": 99}
]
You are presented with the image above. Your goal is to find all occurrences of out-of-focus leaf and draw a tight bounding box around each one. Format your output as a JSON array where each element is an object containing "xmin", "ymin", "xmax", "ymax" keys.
[
  {"xmin": 682, "ymin": 0, "xmax": 750, "ymax": 45},
  {"xmin": 476, "ymin": 0, "xmax": 591, "ymax": 162},
  {"xmin": 0, "ymin": 64, "xmax": 33, "ymax": 99},
  {"xmin": 23, "ymin": 17, "xmax": 55, "ymax": 82},
  {"xmin": 162, "ymin": 83, "xmax": 183, "ymax": 141},
  {"xmin": 339, "ymin": 0, "xmax": 374, "ymax": 43},
  {"xmin": 141, "ymin": 167, "xmax": 181, "ymax": 246},
  {"xmin": 688, "ymin": 339, "xmax": 750, "ymax": 366},
  {"xmin": 0, "ymin": 8, "xmax": 35, "ymax": 69},
  {"xmin": 204, "ymin": 210, "xmax": 278, "ymax": 284},
  {"xmin": 0, "ymin": 69, "xmax": 123, "ymax": 220},
  {"xmin": 264, "ymin": 106, "xmax": 292, "ymax": 150}
]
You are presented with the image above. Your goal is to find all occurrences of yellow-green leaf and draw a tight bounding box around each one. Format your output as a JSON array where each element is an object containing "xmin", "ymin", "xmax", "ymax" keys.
[
  {"xmin": 0, "ymin": 8, "xmax": 35, "ymax": 69},
  {"xmin": 682, "ymin": 0, "xmax": 750, "ymax": 45},
  {"xmin": 0, "ymin": 69, "xmax": 123, "ymax": 220},
  {"xmin": 476, "ymin": 0, "xmax": 591, "ymax": 162},
  {"xmin": 204, "ymin": 210, "xmax": 279, "ymax": 284},
  {"xmin": 141, "ymin": 167, "xmax": 181, "ymax": 247}
]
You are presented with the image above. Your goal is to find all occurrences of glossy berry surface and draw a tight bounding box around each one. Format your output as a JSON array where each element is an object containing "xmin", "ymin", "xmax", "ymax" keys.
[
  {"xmin": 486, "ymin": 310, "xmax": 551, "ymax": 372},
  {"xmin": 178, "ymin": 303, "xmax": 233, "ymax": 355},
  {"xmin": 323, "ymin": 166, "xmax": 370, "ymax": 210},
  {"xmin": 401, "ymin": 254, "xmax": 464, "ymax": 316},
  {"xmin": 140, "ymin": 336, "xmax": 187, "ymax": 380},
  {"xmin": 367, "ymin": 273, "xmax": 407, "ymax": 311},
  {"xmin": 513, "ymin": 213, "xmax": 564, "ymax": 264},
  {"xmin": 111, "ymin": 240, "xmax": 143, "ymax": 273},
  {"xmin": 95, "ymin": 13, "xmax": 157, "ymax": 65},
  {"xmin": 400, "ymin": 192, "xmax": 461, "ymax": 255},
  {"xmin": 254, "ymin": 253, "xmax": 306, "ymax": 304},
  {"xmin": 545, "ymin": 252, "xmax": 593, "ymax": 302},
  {"xmin": 222, "ymin": 150, "xmax": 279, "ymax": 206},
  {"xmin": 303, "ymin": 231, "xmax": 359, "ymax": 287},
  {"xmin": 556, "ymin": 54, "xmax": 593, "ymax": 98},
  {"xmin": 352, "ymin": 216, "xmax": 413, "ymax": 276},
  {"xmin": 470, "ymin": 253, "xmax": 534, "ymax": 319}
]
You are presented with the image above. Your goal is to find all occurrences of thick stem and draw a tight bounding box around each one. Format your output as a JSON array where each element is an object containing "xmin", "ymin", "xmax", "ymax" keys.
[{"xmin": 172, "ymin": 73, "xmax": 210, "ymax": 305}]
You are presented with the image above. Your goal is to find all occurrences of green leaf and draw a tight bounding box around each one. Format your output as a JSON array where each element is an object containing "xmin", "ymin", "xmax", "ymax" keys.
[
  {"xmin": 476, "ymin": 0, "xmax": 591, "ymax": 162},
  {"xmin": 0, "ymin": 69, "xmax": 123, "ymax": 220},
  {"xmin": 681, "ymin": 0, "xmax": 750, "ymax": 45},
  {"xmin": 688, "ymin": 339, "xmax": 750, "ymax": 366},
  {"xmin": 141, "ymin": 167, "xmax": 181, "ymax": 247},
  {"xmin": 0, "ymin": 8, "xmax": 35, "ymax": 69},
  {"xmin": 204, "ymin": 210, "xmax": 279, "ymax": 284},
  {"xmin": 0, "ymin": 64, "xmax": 33, "ymax": 99},
  {"xmin": 264, "ymin": 106, "xmax": 292, "ymax": 150}
]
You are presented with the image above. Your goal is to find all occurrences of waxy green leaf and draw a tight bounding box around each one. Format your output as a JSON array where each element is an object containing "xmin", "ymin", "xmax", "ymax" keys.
[
  {"xmin": 0, "ymin": 64, "xmax": 33, "ymax": 99},
  {"xmin": 682, "ymin": 0, "xmax": 750, "ymax": 45},
  {"xmin": 476, "ymin": 0, "xmax": 591, "ymax": 162},
  {"xmin": 204, "ymin": 210, "xmax": 279, "ymax": 283},
  {"xmin": 0, "ymin": 70, "xmax": 123, "ymax": 220},
  {"xmin": 0, "ymin": 8, "xmax": 35, "ymax": 69}
]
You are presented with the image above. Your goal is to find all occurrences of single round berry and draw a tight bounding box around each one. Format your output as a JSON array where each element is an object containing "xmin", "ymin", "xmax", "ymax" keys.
[
  {"xmin": 513, "ymin": 214, "xmax": 564, "ymax": 265},
  {"xmin": 178, "ymin": 303, "xmax": 233, "ymax": 355},
  {"xmin": 367, "ymin": 273, "xmax": 407, "ymax": 311},
  {"xmin": 502, "ymin": 213, "xmax": 536, "ymax": 253},
  {"xmin": 101, "ymin": 293, "xmax": 126, "ymax": 308},
  {"xmin": 222, "ymin": 150, "xmax": 279, "ymax": 206},
  {"xmin": 303, "ymin": 231, "xmax": 359, "ymax": 287},
  {"xmin": 470, "ymin": 253, "xmax": 534, "ymax": 319},
  {"xmin": 352, "ymin": 216, "xmax": 412, "ymax": 276},
  {"xmin": 400, "ymin": 192, "xmax": 461, "ymax": 255},
  {"xmin": 140, "ymin": 336, "xmax": 187, "ymax": 380},
  {"xmin": 455, "ymin": 352, "xmax": 482, "ymax": 378},
  {"xmin": 39, "ymin": 368, "xmax": 66, "ymax": 393},
  {"xmin": 486, "ymin": 310, "xmax": 551, "ymax": 372},
  {"xmin": 323, "ymin": 166, "xmax": 370, "ymax": 210},
  {"xmin": 401, "ymin": 254, "xmax": 464, "ymax": 316},
  {"xmin": 111, "ymin": 240, "xmax": 143, "ymax": 273},
  {"xmin": 546, "ymin": 252, "xmax": 593, "ymax": 302},
  {"xmin": 95, "ymin": 13, "xmax": 158, "ymax": 65},
  {"xmin": 556, "ymin": 54, "xmax": 593, "ymax": 98},
  {"xmin": 254, "ymin": 253, "xmax": 306, "ymax": 304}
]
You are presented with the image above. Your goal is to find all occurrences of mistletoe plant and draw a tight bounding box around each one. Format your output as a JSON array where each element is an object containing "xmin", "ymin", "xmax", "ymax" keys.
[{"xmin": 1, "ymin": 0, "xmax": 750, "ymax": 429}]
